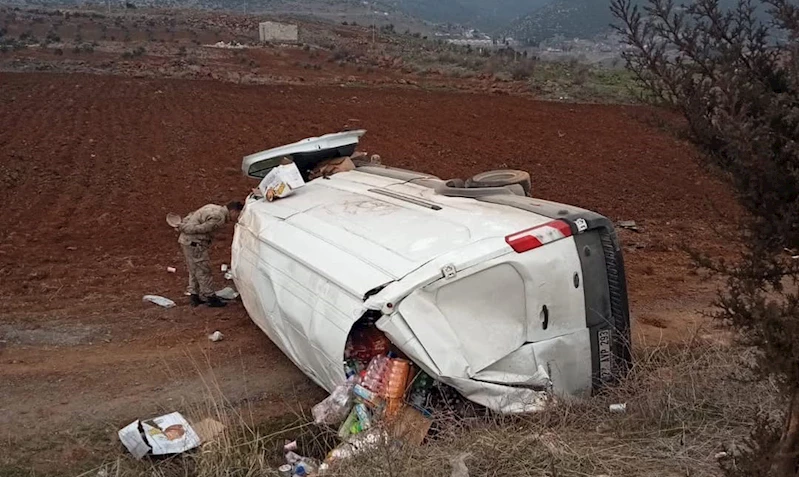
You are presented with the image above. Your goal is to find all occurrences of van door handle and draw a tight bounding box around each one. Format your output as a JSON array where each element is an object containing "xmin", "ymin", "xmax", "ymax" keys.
[{"xmin": 541, "ymin": 305, "xmax": 549, "ymax": 330}]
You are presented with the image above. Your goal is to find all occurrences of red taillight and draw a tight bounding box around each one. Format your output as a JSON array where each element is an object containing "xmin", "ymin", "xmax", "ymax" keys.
[{"xmin": 505, "ymin": 220, "xmax": 573, "ymax": 253}]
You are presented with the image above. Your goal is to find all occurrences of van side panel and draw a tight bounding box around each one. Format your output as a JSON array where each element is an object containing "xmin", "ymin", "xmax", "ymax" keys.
[{"xmin": 232, "ymin": 204, "xmax": 371, "ymax": 392}]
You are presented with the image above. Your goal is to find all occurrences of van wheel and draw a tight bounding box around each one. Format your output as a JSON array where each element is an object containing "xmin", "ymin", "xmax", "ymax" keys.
[{"xmin": 466, "ymin": 170, "xmax": 531, "ymax": 196}]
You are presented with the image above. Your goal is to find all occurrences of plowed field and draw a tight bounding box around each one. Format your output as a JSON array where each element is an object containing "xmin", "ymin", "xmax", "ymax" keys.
[{"xmin": 0, "ymin": 72, "xmax": 738, "ymax": 472}]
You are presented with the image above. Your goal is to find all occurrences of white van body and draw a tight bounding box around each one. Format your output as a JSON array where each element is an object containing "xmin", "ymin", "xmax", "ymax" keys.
[{"xmin": 232, "ymin": 131, "xmax": 631, "ymax": 413}]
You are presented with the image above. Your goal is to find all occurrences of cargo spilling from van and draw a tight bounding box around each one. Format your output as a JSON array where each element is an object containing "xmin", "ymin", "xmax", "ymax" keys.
[{"xmin": 231, "ymin": 130, "xmax": 632, "ymax": 420}]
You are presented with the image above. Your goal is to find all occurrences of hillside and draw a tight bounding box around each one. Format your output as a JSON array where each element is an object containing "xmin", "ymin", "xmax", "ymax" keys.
[
  {"xmin": 0, "ymin": 0, "xmax": 550, "ymax": 32},
  {"xmin": 507, "ymin": 0, "xmax": 765, "ymax": 45},
  {"xmin": 506, "ymin": 0, "xmax": 616, "ymax": 44},
  {"xmin": 378, "ymin": 0, "xmax": 550, "ymax": 30}
]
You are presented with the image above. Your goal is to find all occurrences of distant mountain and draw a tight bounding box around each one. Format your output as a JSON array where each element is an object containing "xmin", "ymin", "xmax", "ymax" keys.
[
  {"xmin": 0, "ymin": 0, "xmax": 551, "ymax": 31},
  {"xmin": 377, "ymin": 0, "xmax": 551, "ymax": 31},
  {"xmin": 505, "ymin": 0, "xmax": 616, "ymax": 45},
  {"xmin": 506, "ymin": 0, "xmax": 769, "ymax": 45}
]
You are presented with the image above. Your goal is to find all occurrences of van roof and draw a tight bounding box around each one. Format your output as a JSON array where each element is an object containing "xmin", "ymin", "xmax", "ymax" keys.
[{"xmin": 242, "ymin": 170, "xmax": 551, "ymax": 297}]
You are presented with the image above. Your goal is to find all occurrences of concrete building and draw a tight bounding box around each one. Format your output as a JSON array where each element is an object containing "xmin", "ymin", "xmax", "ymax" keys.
[{"xmin": 259, "ymin": 21, "xmax": 299, "ymax": 43}]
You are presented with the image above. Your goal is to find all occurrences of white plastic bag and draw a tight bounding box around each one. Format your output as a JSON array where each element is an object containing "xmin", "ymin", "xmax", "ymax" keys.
[
  {"xmin": 450, "ymin": 453, "xmax": 472, "ymax": 477},
  {"xmin": 143, "ymin": 295, "xmax": 176, "ymax": 308},
  {"xmin": 312, "ymin": 378, "xmax": 355, "ymax": 425}
]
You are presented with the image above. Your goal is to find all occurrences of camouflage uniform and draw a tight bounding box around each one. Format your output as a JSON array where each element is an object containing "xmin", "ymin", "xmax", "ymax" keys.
[{"xmin": 178, "ymin": 204, "xmax": 229, "ymax": 299}]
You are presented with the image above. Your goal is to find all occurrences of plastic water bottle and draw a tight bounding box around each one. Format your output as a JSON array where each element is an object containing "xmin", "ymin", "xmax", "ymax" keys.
[
  {"xmin": 293, "ymin": 461, "xmax": 316, "ymax": 477},
  {"xmin": 361, "ymin": 355, "xmax": 389, "ymax": 393}
]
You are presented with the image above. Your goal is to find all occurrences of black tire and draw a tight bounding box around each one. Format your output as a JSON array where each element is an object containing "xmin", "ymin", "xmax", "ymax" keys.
[{"xmin": 466, "ymin": 170, "xmax": 532, "ymax": 196}]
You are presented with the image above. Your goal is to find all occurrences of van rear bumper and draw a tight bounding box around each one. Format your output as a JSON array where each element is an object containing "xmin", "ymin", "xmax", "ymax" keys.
[{"xmin": 572, "ymin": 222, "xmax": 632, "ymax": 389}]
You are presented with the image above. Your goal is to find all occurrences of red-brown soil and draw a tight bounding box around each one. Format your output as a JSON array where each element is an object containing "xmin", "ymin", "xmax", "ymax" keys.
[{"xmin": 0, "ymin": 72, "xmax": 739, "ymax": 473}]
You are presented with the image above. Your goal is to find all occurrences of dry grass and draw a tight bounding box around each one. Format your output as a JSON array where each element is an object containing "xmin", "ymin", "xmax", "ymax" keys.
[{"xmin": 89, "ymin": 341, "xmax": 778, "ymax": 477}]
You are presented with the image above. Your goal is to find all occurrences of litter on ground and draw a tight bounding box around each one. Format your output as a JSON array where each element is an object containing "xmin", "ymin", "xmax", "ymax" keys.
[
  {"xmin": 450, "ymin": 453, "xmax": 472, "ymax": 477},
  {"xmin": 283, "ymin": 440, "xmax": 298, "ymax": 452},
  {"xmin": 617, "ymin": 220, "xmax": 639, "ymax": 231},
  {"xmin": 215, "ymin": 287, "xmax": 239, "ymax": 300},
  {"xmin": 206, "ymin": 40, "xmax": 247, "ymax": 49},
  {"xmin": 118, "ymin": 412, "xmax": 202, "ymax": 459},
  {"xmin": 142, "ymin": 295, "xmax": 176, "ymax": 308},
  {"xmin": 208, "ymin": 331, "xmax": 224, "ymax": 342},
  {"xmin": 609, "ymin": 403, "xmax": 627, "ymax": 413}
]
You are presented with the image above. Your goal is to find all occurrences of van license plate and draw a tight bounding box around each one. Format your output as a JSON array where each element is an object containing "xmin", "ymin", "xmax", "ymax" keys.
[{"xmin": 598, "ymin": 329, "xmax": 612, "ymax": 381}]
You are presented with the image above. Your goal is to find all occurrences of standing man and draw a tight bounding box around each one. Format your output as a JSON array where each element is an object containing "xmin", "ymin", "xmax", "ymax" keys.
[{"xmin": 177, "ymin": 201, "xmax": 244, "ymax": 307}]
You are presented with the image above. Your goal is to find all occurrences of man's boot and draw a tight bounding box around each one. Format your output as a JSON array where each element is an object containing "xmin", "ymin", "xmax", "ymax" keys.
[
  {"xmin": 206, "ymin": 295, "xmax": 227, "ymax": 308},
  {"xmin": 189, "ymin": 294, "xmax": 204, "ymax": 307}
]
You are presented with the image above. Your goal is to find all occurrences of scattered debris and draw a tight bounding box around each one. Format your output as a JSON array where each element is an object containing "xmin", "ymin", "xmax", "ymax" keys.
[
  {"xmin": 166, "ymin": 266, "xmax": 176, "ymax": 273},
  {"xmin": 715, "ymin": 451, "xmax": 729, "ymax": 460},
  {"xmin": 450, "ymin": 452, "xmax": 472, "ymax": 477},
  {"xmin": 609, "ymin": 403, "xmax": 627, "ymax": 413},
  {"xmin": 215, "ymin": 287, "xmax": 239, "ymax": 300},
  {"xmin": 224, "ymin": 271, "xmax": 233, "ymax": 280},
  {"xmin": 221, "ymin": 264, "xmax": 229, "ymax": 272},
  {"xmin": 389, "ymin": 406, "xmax": 432, "ymax": 446},
  {"xmin": 208, "ymin": 331, "xmax": 224, "ymax": 342},
  {"xmin": 313, "ymin": 378, "xmax": 355, "ymax": 426},
  {"xmin": 66, "ymin": 246, "xmax": 78, "ymax": 251},
  {"xmin": 283, "ymin": 440, "xmax": 298, "ymax": 452},
  {"xmin": 118, "ymin": 412, "xmax": 201, "ymax": 459},
  {"xmin": 206, "ymin": 40, "xmax": 247, "ymax": 49},
  {"xmin": 142, "ymin": 295, "xmax": 176, "ymax": 308},
  {"xmin": 278, "ymin": 464, "xmax": 293, "ymax": 477},
  {"xmin": 325, "ymin": 428, "xmax": 389, "ymax": 465},
  {"xmin": 283, "ymin": 451, "xmax": 319, "ymax": 476},
  {"xmin": 617, "ymin": 220, "xmax": 640, "ymax": 232}
]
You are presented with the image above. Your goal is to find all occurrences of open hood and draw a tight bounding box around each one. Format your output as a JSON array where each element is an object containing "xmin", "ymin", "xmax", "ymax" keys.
[{"xmin": 242, "ymin": 130, "xmax": 367, "ymax": 179}]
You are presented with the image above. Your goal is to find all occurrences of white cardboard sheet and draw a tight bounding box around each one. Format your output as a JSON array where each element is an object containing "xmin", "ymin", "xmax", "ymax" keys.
[{"xmin": 118, "ymin": 412, "xmax": 201, "ymax": 459}]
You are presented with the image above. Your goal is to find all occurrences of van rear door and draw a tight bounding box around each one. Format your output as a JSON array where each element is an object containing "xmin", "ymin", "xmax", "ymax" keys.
[{"xmin": 373, "ymin": 221, "xmax": 592, "ymax": 411}]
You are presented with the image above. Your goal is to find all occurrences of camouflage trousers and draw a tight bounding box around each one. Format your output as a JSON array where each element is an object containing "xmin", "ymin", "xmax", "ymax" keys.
[{"xmin": 181, "ymin": 243, "xmax": 214, "ymax": 299}]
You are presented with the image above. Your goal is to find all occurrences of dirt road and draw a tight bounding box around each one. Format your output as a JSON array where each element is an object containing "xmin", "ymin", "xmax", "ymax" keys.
[{"xmin": 0, "ymin": 72, "xmax": 737, "ymax": 473}]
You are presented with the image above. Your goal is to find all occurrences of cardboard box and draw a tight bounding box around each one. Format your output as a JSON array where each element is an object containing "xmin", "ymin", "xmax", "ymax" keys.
[
  {"xmin": 389, "ymin": 406, "xmax": 432, "ymax": 447},
  {"xmin": 258, "ymin": 161, "xmax": 305, "ymax": 201}
]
